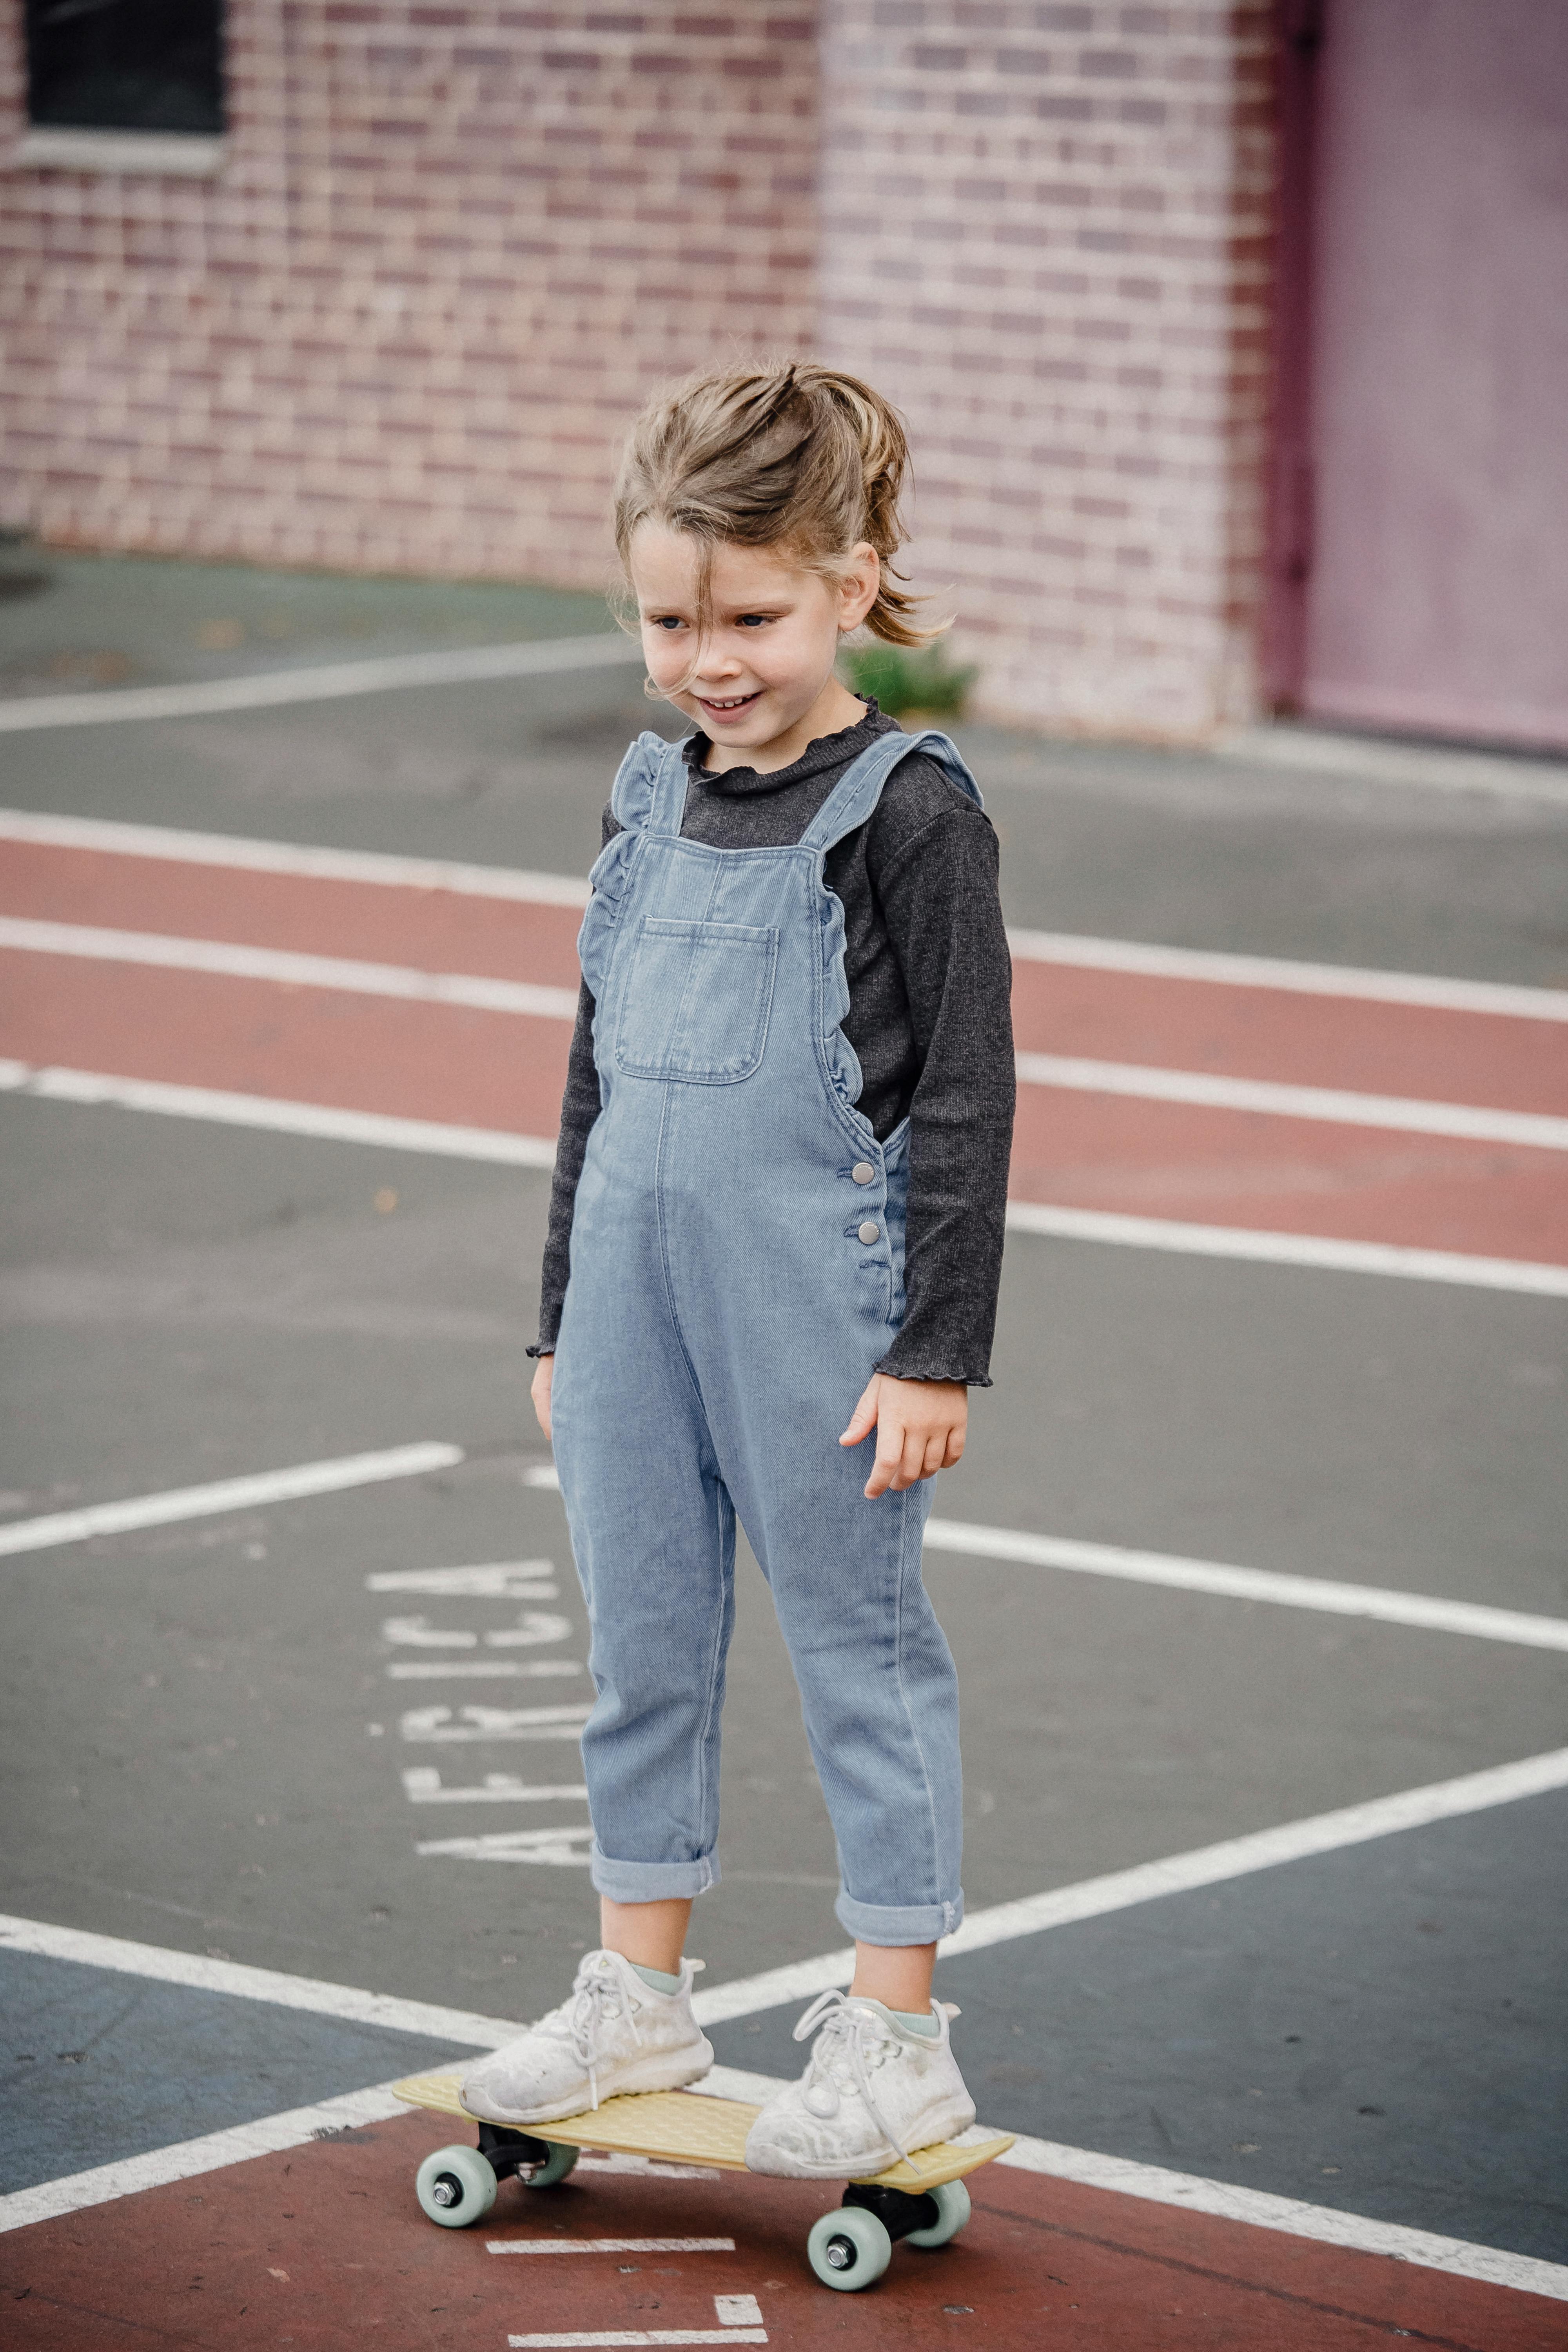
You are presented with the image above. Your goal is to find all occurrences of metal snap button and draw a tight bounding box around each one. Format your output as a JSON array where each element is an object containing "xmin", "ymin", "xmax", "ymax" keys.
[
  {"xmin": 851, "ymin": 1161, "xmax": 875, "ymax": 1185},
  {"xmin": 857, "ymin": 1221, "xmax": 880, "ymax": 1245}
]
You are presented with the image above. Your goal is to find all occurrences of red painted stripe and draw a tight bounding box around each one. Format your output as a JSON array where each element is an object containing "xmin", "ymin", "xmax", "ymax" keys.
[
  {"xmin": 4, "ymin": 2107, "xmax": 1561, "ymax": 2349},
  {"xmin": 0, "ymin": 842, "xmax": 587, "ymax": 991},
  {"xmin": 6, "ymin": 842, "xmax": 1566, "ymax": 1117},
  {"xmin": 0, "ymin": 953, "xmax": 573, "ymax": 1137},
  {"xmin": 1009, "ymin": 1084, "xmax": 1568, "ymax": 1266},
  {"xmin": 1009, "ymin": 960, "xmax": 1568, "ymax": 1116},
  {"xmin": 5, "ymin": 952, "xmax": 1564, "ymax": 1269}
]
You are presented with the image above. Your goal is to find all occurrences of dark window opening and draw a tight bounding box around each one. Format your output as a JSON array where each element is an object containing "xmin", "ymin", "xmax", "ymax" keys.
[{"xmin": 25, "ymin": 0, "xmax": 225, "ymax": 135}]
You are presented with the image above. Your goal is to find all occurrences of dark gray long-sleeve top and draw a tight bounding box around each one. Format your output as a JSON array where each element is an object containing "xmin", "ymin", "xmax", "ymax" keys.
[{"xmin": 532, "ymin": 701, "xmax": 1015, "ymax": 1384}]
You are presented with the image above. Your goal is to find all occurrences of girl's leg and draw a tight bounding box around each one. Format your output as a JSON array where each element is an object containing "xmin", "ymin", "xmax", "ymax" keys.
[
  {"xmin": 850, "ymin": 1938, "xmax": 935, "ymax": 2012},
  {"xmin": 602, "ymin": 1895, "xmax": 694, "ymax": 1977}
]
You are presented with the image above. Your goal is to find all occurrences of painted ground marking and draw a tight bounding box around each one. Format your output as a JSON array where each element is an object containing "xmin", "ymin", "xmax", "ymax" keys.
[
  {"xmin": 0, "ymin": 632, "xmax": 644, "ymax": 733},
  {"xmin": 526, "ymin": 1465, "xmax": 1568, "ymax": 1651},
  {"xmin": 415, "ymin": 1826, "xmax": 595, "ymax": 1862},
  {"xmin": 486, "ymin": 2238, "xmax": 737, "ymax": 2255},
  {"xmin": 6, "ymin": 1056, "xmax": 1565, "ymax": 1292},
  {"xmin": 8, "ymin": 915, "xmax": 1563, "ymax": 1144},
  {"xmin": 8, "ymin": 808, "xmax": 1566, "ymax": 1020},
  {"xmin": 401, "ymin": 1771, "xmax": 590, "ymax": 1804},
  {"xmin": 687, "ymin": 1746, "xmax": 1568, "ymax": 2023},
  {"xmin": 0, "ymin": 1439, "xmax": 462, "ymax": 1559}
]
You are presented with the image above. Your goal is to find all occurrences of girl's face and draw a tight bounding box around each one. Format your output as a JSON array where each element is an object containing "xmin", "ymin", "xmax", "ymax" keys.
[{"xmin": 629, "ymin": 526, "xmax": 878, "ymax": 771}]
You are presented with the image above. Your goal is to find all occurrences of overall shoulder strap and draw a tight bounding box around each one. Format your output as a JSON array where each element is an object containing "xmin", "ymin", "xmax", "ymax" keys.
[
  {"xmin": 610, "ymin": 731, "xmax": 693, "ymax": 834},
  {"xmin": 798, "ymin": 727, "xmax": 984, "ymax": 856}
]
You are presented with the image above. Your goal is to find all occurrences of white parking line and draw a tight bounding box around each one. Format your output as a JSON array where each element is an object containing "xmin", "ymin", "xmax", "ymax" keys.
[
  {"xmin": 0, "ymin": 2080, "xmax": 414, "ymax": 2234},
  {"xmin": 0, "ymin": 632, "xmax": 644, "ymax": 733},
  {"xmin": 0, "ymin": 915, "xmax": 581, "ymax": 1019},
  {"xmin": 401, "ymin": 1771, "xmax": 590, "ymax": 1804},
  {"xmin": 1003, "ymin": 1200, "xmax": 1568, "ymax": 1298},
  {"xmin": 924, "ymin": 1519, "xmax": 1568, "ymax": 1652},
  {"xmin": 993, "ymin": 2129, "xmax": 1568, "ymax": 2302},
  {"xmin": 0, "ymin": 1439, "xmax": 463, "ymax": 1558},
  {"xmin": 1015, "ymin": 1048, "xmax": 1568, "ymax": 1150},
  {"xmin": 0, "ymin": 805, "xmax": 595, "ymax": 906},
  {"xmin": 7, "ymin": 1058, "xmax": 1565, "ymax": 1296},
  {"xmin": 688, "ymin": 1746, "xmax": 1568, "ymax": 2024}
]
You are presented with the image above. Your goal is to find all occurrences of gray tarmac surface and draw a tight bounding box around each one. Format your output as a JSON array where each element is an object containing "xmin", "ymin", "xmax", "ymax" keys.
[{"xmin": 1, "ymin": 547, "xmax": 1565, "ymax": 2249}]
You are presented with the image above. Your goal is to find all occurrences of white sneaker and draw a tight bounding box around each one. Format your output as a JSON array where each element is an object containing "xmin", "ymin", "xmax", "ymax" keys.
[
  {"xmin": 460, "ymin": 1948, "xmax": 714, "ymax": 2126},
  {"xmin": 743, "ymin": 1990, "xmax": 976, "ymax": 2179}
]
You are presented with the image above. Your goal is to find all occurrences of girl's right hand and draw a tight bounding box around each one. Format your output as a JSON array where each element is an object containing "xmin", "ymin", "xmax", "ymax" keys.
[{"xmin": 531, "ymin": 1352, "xmax": 554, "ymax": 1439}]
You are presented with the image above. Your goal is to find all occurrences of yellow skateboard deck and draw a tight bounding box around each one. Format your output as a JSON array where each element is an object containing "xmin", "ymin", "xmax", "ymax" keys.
[{"xmin": 394, "ymin": 2070, "xmax": 1013, "ymax": 2192}]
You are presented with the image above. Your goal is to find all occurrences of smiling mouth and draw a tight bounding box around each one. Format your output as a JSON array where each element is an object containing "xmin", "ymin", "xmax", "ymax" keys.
[{"xmin": 696, "ymin": 690, "xmax": 762, "ymax": 715}]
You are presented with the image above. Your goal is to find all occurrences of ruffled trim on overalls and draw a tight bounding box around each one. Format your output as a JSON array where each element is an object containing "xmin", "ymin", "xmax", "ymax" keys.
[{"xmin": 575, "ymin": 730, "xmax": 671, "ymax": 1003}]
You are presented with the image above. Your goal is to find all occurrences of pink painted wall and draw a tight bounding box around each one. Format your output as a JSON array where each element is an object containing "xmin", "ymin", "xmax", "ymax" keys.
[{"xmin": 1302, "ymin": 0, "xmax": 1568, "ymax": 750}]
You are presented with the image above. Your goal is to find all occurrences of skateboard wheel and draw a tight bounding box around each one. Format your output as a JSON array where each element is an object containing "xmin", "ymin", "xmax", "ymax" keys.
[
  {"xmin": 807, "ymin": 2205, "xmax": 892, "ymax": 2291},
  {"xmin": 415, "ymin": 2143, "xmax": 498, "ymax": 2228},
  {"xmin": 523, "ymin": 2141, "xmax": 579, "ymax": 2189},
  {"xmin": 904, "ymin": 2176, "xmax": 970, "ymax": 2248}
]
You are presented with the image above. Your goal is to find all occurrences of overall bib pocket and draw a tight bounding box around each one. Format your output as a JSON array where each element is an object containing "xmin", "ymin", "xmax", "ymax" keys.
[{"xmin": 615, "ymin": 916, "xmax": 779, "ymax": 1084}]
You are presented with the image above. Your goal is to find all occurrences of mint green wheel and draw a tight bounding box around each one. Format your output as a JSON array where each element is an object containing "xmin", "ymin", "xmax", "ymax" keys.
[
  {"xmin": 415, "ymin": 2143, "xmax": 497, "ymax": 2227},
  {"xmin": 905, "ymin": 2176, "xmax": 971, "ymax": 2247},
  {"xmin": 806, "ymin": 2205, "xmax": 892, "ymax": 2290},
  {"xmin": 523, "ymin": 2141, "xmax": 579, "ymax": 2189}
]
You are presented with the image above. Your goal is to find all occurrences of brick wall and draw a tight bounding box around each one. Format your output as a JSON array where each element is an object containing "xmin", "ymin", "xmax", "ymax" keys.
[
  {"xmin": 818, "ymin": 2, "xmax": 1276, "ymax": 735},
  {"xmin": 0, "ymin": 2, "xmax": 1275, "ymax": 736},
  {"xmin": 0, "ymin": 4, "xmax": 819, "ymax": 584}
]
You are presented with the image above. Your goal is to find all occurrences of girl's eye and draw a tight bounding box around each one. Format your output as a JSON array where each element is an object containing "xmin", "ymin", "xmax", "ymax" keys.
[
  {"xmin": 649, "ymin": 616, "xmax": 685, "ymax": 631},
  {"xmin": 736, "ymin": 614, "xmax": 770, "ymax": 629}
]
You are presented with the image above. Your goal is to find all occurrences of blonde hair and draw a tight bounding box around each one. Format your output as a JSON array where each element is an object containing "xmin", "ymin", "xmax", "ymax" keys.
[{"xmin": 612, "ymin": 361, "xmax": 938, "ymax": 648}]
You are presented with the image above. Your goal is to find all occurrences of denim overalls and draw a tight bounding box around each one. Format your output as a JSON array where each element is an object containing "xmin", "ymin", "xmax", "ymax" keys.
[{"xmin": 551, "ymin": 726, "xmax": 978, "ymax": 1945}]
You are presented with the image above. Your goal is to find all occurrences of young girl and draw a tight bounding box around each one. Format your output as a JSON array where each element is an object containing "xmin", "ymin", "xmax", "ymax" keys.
[{"xmin": 461, "ymin": 363, "xmax": 1014, "ymax": 2177}]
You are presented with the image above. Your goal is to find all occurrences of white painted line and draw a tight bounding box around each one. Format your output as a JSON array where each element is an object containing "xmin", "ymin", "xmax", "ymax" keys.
[
  {"xmin": 690, "ymin": 1746, "xmax": 1568, "ymax": 2025},
  {"xmin": 487, "ymin": 2238, "xmax": 736, "ymax": 2255},
  {"xmin": 386, "ymin": 1659, "xmax": 583, "ymax": 1679},
  {"xmin": 0, "ymin": 1439, "xmax": 463, "ymax": 1559},
  {"xmin": 1214, "ymin": 720, "xmax": 1568, "ymax": 807},
  {"xmin": 0, "ymin": 1059, "xmax": 559, "ymax": 1168},
  {"xmin": 924, "ymin": 1519, "xmax": 1568, "ymax": 1652},
  {"xmin": 417, "ymin": 1827, "xmax": 596, "ymax": 1864},
  {"xmin": 0, "ymin": 806, "xmax": 595, "ymax": 907},
  {"xmin": 524, "ymin": 1465, "xmax": 563, "ymax": 1488},
  {"xmin": 381, "ymin": 1607, "xmax": 572, "ymax": 1648},
  {"xmin": 508, "ymin": 2336, "xmax": 765, "ymax": 2349},
  {"xmin": 401, "ymin": 1770, "xmax": 590, "ymax": 1804},
  {"xmin": 0, "ymin": 2080, "xmax": 414, "ymax": 2236},
  {"xmin": 714, "ymin": 2303, "xmax": 763, "ymax": 2330},
  {"xmin": 1004, "ymin": 1200, "xmax": 1568, "ymax": 1298},
  {"xmin": 6, "ymin": 1059, "xmax": 1564, "ymax": 1298},
  {"xmin": 0, "ymin": 915, "xmax": 581, "ymax": 1019},
  {"xmin": 1014, "ymin": 1049, "xmax": 1568, "ymax": 1150},
  {"xmin": 399, "ymin": 1703, "xmax": 593, "ymax": 1742},
  {"xmin": 0, "ymin": 632, "xmax": 643, "ymax": 733},
  {"xmin": 367, "ymin": 1563, "xmax": 560, "ymax": 1598},
  {"xmin": 0, "ymin": 1913, "xmax": 523, "ymax": 2047},
  {"xmin": 7, "ymin": 801, "xmax": 1563, "ymax": 1019},
  {"xmin": 994, "ymin": 2130, "xmax": 1568, "ymax": 2302},
  {"xmin": 1007, "ymin": 925, "xmax": 1568, "ymax": 1022}
]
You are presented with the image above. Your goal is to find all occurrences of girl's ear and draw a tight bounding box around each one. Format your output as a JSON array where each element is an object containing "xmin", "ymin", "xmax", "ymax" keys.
[{"xmin": 836, "ymin": 543, "xmax": 881, "ymax": 634}]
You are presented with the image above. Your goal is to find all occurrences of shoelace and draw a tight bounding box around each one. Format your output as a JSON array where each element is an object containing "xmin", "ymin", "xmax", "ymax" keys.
[
  {"xmin": 791, "ymin": 1988, "xmax": 919, "ymax": 2163},
  {"xmin": 560, "ymin": 1955, "xmax": 645, "ymax": 2111}
]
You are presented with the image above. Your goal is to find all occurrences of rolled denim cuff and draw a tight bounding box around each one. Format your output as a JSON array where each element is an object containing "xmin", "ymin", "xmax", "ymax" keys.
[
  {"xmin": 834, "ymin": 1886, "xmax": 964, "ymax": 1945},
  {"xmin": 589, "ymin": 1843, "xmax": 721, "ymax": 1904}
]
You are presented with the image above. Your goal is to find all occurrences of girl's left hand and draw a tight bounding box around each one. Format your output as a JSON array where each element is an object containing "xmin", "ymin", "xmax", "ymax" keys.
[{"xmin": 840, "ymin": 1374, "xmax": 967, "ymax": 1499}]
